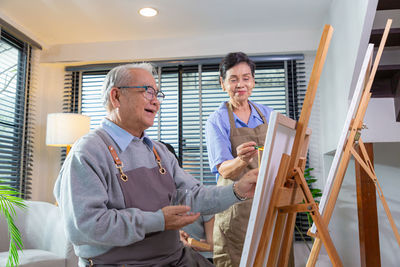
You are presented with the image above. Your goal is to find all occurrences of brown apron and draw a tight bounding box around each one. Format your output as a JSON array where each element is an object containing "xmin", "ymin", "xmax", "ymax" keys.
[
  {"xmin": 213, "ymin": 102, "xmax": 268, "ymax": 267},
  {"xmin": 87, "ymin": 130, "xmax": 214, "ymax": 267}
]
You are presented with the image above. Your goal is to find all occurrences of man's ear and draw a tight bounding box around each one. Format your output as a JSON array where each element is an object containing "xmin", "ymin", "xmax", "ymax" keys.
[
  {"xmin": 220, "ymin": 77, "xmax": 226, "ymax": 92},
  {"xmin": 109, "ymin": 87, "xmax": 121, "ymax": 109}
]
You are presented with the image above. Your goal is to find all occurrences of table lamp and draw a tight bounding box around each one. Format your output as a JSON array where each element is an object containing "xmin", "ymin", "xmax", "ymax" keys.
[{"xmin": 46, "ymin": 113, "xmax": 91, "ymax": 155}]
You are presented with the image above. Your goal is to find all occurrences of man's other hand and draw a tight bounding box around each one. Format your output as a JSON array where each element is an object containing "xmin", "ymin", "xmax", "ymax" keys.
[
  {"xmin": 162, "ymin": 205, "xmax": 200, "ymax": 230},
  {"xmin": 235, "ymin": 168, "xmax": 259, "ymax": 199}
]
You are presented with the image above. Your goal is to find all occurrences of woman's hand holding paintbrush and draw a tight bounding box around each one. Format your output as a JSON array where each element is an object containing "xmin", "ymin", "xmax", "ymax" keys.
[{"xmin": 236, "ymin": 141, "xmax": 258, "ymax": 163}]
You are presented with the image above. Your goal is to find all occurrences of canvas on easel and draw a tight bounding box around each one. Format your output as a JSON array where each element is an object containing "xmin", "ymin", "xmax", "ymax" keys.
[
  {"xmin": 240, "ymin": 24, "xmax": 342, "ymax": 267},
  {"xmin": 308, "ymin": 43, "xmax": 374, "ymax": 237},
  {"xmin": 240, "ymin": 111, "xmax": 311, "ymax": 266}
]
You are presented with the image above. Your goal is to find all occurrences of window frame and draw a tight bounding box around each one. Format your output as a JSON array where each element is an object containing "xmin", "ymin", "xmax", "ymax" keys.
[{"xmin": 0, "ymin": 29, "xmax": 34, "ymax": 198}]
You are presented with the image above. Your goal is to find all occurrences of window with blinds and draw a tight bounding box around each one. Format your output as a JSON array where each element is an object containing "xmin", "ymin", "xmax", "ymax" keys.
[
  {"xmin": 64, "ymin": 56, "xmax": 305, "ymax": 186},
  {"xmin": 0, "ymin": 30, "xmax": 34, "ymax": 198},
  {"xmin": 64, "ymin": 56, "xmax": 308, "ymax": 240}
]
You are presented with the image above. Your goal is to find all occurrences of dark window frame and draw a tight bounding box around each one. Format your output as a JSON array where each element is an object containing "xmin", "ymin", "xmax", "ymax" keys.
[{"xmin": 0, "ymin": 29, "xmax": 34, "ymax": 198}]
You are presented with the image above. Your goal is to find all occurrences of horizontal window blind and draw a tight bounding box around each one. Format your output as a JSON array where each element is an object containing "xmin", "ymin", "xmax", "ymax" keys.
[
  {"xmin": 252, "ymin": 62, "xmax": 287, "ymax": 115},
  {"xmin": 0, "ymin": 30, "xmax": 35, "ymax": 198},
  {"xmin": 81, "ymin": 71, "xmax": 107, "ymax": 128},
  {"xmin": 198, "ymin": 69, "xmax": 229, "ymax": 184},
  {"xmin": 181, "ymin": 70, "xmax": 221, "ymax": 185},
  {"xmin": 146, "ymin": 72, "xmax": 179, "ymax": 147}
]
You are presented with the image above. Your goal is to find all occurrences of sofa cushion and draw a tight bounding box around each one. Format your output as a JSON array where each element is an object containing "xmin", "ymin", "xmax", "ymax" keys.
[
  {"xmin": 0, "ymin": 249, "xmax": 66, "ymax": 267},
  {"xmin": 0, "ymin": 201, "xmax": 79, "ymax": 266}
]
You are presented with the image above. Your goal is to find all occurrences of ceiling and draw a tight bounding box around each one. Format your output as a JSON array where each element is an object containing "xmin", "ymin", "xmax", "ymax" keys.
[{"xmin": 0, "ymin": 0, "xmax": 332, "ymax": 47}]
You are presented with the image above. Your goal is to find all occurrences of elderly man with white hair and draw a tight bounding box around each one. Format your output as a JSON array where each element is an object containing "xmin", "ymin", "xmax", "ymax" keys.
[{"xmin": 54, "ymin": 63, "xmax": 258, "ymax": 267}]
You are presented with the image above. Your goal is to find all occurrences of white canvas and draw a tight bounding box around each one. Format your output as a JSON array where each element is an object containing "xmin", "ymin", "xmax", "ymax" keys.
[{"xmin": 310, "ymin": 44, "xmax": 374, "ymax": 234}]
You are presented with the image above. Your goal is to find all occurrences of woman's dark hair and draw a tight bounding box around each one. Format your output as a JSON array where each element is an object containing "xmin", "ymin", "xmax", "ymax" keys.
[{"xmin": 219, "ymin": 52, "xmax": 256, "ymax": 81}]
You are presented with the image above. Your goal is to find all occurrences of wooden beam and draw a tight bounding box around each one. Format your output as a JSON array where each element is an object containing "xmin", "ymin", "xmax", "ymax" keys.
[
  {"xmin": 371, "ymin": 66, "xmax": 400, "ymax": 97},
  {"xmin": 276, "ymin": 186, "xmax": 304, "ymax": 207},
  {"xmin": 287, "ymin": 24, "xmax": 333, "ymax": 175},
  {"xmin": 278, "ymin": 203, "xmax": 312, "ymax": 213},
  {"xmin": 377, "ymin": 0, "xmax": 400, "ymax": 10},
  {"xmin": 355, "ymin": 143, "xmax": 381, "ymax": 267},
  {"xmin": 370, "ymin": 28, "xmax": 400, "ymax": 47}
]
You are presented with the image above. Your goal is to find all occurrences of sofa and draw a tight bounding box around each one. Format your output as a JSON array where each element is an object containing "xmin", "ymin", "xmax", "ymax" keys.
[{"xmin": 0, "ymin": 200, "xmax": 78, "ymax": 267}]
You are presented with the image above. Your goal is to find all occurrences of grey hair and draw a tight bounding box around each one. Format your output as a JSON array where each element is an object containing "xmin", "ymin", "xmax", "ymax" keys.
[{"xmin": 101, "ymin": 63, "xmax": 156, "ymax": 109}]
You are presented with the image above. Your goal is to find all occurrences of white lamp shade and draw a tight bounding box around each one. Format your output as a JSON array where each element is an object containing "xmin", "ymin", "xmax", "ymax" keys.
[{"xmin": 46, "ymin": 113, "xmax": 91, "ymax": 146}]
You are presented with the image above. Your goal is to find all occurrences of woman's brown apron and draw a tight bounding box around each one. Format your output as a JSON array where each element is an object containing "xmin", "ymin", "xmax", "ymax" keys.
[
  {"xmin": 86, "ymin": 130, "xmax": 214, "ymax": 267},
  {"xmin": 213, "ymin": 102, "xmax": 268, "ymax": 267}
]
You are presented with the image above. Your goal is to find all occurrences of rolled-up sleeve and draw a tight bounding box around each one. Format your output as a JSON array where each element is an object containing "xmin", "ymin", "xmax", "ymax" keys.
[{"xmin": 205, "ymin": 113, "xmax": 234, "ymax": 174}]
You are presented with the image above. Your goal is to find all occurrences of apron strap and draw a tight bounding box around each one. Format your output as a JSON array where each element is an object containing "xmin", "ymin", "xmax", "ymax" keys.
[
  {"xmin": 95, "ymin": 129, "xmax": 167, "ymax": 180},
  {"xmin": 226, "ymin": 101, "xmax": 268, "ymax": 132},
  {"xmin": 226, "ymin": 102, "xmax": 237, "ymax": 132},
  {"xmin": 95, "ymin": 129, "xmax": 128, "ymax": 182},
  {"xmin": 153, "ymin": 146, "xmax": 167, "ymax": 174},
  {"xmin": 250, "ymin": 102, "xmax": 268, "ymax": 125},
  {"xmin": 109, "ymin": 145, "xmax": 128, "ymax": 182}
]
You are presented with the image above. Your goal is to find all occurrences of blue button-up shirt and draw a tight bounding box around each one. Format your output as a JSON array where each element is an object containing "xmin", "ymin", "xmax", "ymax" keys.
[
  {"xmin": 102, "ymin": 118, "xmax": 153, "ymax": 152},
  {"xmin": 205, "ymin": 101, "xmax": 273, "ymax": 180}
]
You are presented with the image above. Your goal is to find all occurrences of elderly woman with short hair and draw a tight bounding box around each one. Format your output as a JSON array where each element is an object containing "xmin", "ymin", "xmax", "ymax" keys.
[{"xmin": 206, "ymin": 52, "xmax": 274, "ymax": 267}]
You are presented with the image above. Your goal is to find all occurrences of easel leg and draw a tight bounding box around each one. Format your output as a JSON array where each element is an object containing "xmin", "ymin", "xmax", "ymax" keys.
[
  {"xmin": 306, "ymin": 148, "xmax": 353, "ymax": 267},
  {"xmin": 309, "ymin": 206, "xmax": 343, "ymax": 267},
  {"xmin": 293, "ymin": 168, "xmax": 343, "ymax": 267},
  {"xmin": 355, "ymin": 142, "xmax": 381, "ymax": 267},
  {"xmin": 267, "ymin": 212, "xmax": 287, "ymax": 266},
  {"xmin": 352, "ymin": 138, "xmax": 400, "ymax": 248},
  {"xmin": 277, "ymin": 212, "xmax": 296, "ymax": 267},
  {"xmin": 307, "ymin": 238, "xmax": 322, "ymax": 267}
]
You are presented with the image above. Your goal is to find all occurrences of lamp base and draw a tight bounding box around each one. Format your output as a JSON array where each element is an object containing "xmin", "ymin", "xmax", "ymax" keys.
[{"xmin": 66, "ymin": 145, "xmax": 71, "ymax": 156}]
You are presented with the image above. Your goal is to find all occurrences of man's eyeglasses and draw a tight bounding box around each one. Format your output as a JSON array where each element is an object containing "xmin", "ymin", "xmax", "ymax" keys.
[{"xmin": 118, "ymin": 86, "xmax": 165, "ymax": 102}]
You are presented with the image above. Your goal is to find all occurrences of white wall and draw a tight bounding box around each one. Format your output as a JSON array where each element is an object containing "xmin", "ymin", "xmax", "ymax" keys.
[
  {"xmin": 319, "ymin": 0, "xmax": 377, "ymax": 154},
  {"xmin": 363, "ymin": 98, "xmax": 400, "ymax": 143},
  {"xmin": 40, "ymin": 29, "xmax": 321, "ymax": 64},
  {"xmin": 31, "ymin": 62, "xmax": 65, "ymax": 202}
]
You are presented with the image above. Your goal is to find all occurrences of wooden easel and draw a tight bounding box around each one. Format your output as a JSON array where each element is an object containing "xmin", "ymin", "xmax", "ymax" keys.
[
  {"xmin": 306, "ymin": 19, "xmax": 400, "ymax": 266},
  {"xmin": 252, "ymin": 24, "xmax": 343, "ymax": 267}
]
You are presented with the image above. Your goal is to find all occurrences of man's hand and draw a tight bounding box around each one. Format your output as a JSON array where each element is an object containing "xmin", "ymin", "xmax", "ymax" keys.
[
  {"xmin": 179, "ymin": 230, "xmax": 212, "ymax": 252},
  {"xmin": 162, "ymin": 205, "xmax": 200, "ymax": 230},
  {"xmin": 179, "ymin": 230, "xmax": 190, "ymax": 246},
  {"xmin": 235, "ymin": 168, "xmax": 259, "ymax": 199},
  {"xmin": 236, "ymin": 141, "xmax": 258, "ymax": 163}
]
